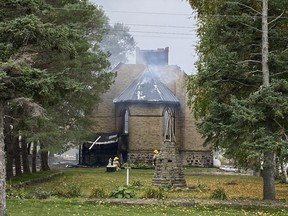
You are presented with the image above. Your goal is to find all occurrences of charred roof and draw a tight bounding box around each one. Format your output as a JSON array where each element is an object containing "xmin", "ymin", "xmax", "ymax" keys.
[{"xmin": 113, "ymin": 68, "xmax": 180, "ymax": 105}]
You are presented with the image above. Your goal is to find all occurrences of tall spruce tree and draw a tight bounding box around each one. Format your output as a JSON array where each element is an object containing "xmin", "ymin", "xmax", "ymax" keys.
[
  {"xmin": 188, "ymin": 0, "xmax": 288, "ymax": 200},
  {"xmin": 0, "ymin": 0, "xmax": 114, "ymax": 213}
]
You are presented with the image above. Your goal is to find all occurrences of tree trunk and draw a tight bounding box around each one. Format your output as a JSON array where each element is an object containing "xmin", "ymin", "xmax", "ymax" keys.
[
  {"xmin": 20, "ymin": 136, "xmax": 30, "ymax": 175},
  {"xmin": 0, "ymin": 102, "xmax": 6, "ymax": 216},
  {"xmin": 261, "ymin": 0, "xmax": 275, "ymax": 200},
  {"xmin": 40, "ymin": 143, "xmax": 50, "ymax": 171},
  {"xmin": 32, "ymin": 142, "xmax": 37, "ymax": 173},
  {"xmin": 5, "ymin": 145, "xmax": 13, "ymax": 181},
  {"xmin": 262, "ymin": 151, "xmax": 275, "ymax": 200},
  {"xmin": 13, "ymin": 134, "xmax": 22, "ymax": 177},
  {"xmin": 274, "ymin": 156, "xmax": 280, "ymax": 180},
  {"xmin": 262, "ymin": 0, "xmax": 269, "ymax": 88},
  {"xmin": 4, "ymin": 124, "xmax": 14, "ymax": 181},
  {"xmin": 280, "ymin": 162, "xmax": 288, "ymax": 183}
]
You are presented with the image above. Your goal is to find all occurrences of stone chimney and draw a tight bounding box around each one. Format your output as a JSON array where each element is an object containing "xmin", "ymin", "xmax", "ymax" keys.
[{"xmin": 136, "ymin": 47, "xmax": 169, "ymax": 66}]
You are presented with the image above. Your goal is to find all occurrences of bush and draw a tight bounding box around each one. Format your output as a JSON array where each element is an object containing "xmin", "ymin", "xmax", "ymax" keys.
[
  {"xmin": 31, "ymin": 188, "xmax": 51, "ymax": 199},
  {"xmin": 131, "ymin": 180, "xmax": 143, "ymax": 187},
  {"xmin": 109, "ymin": 186, "xmax": 136, "ymax": 199},
  {"xmin": 197, "ymin": 183, "xmax": 210, "ymax": 192},
  {"xmin": 89, "ymin": 187, "xmax": 106, "ymax": 198},
  {"xmin": 6, "ymin": 186, "xmax": 27, "ymax": 199},
  {"xmin": 210, "ymin": 187, "xmax": 228, "ymax": 200},
  {"xmin": 142, "ymin": 187, "xmax": 166, "ymax": 199},
  {"xmin": 52, "ymin": 182, "xmax": 81, "ymax": 198}
]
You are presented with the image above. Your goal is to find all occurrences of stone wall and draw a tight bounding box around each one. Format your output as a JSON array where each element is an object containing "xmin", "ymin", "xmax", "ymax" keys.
[
  {"xmin": 182, "ymin": 151, "xmax": 213, "ymax": 167},
  {"xmin": 128, "ymin": 152, "xmax": 154, "ymax": 165},
  {"xmin": 128, "ymin": 104, "xmax": 164, "ymax": 151},
  {"xmin": 128, "ymin": 150, "xmax": 213, "ymax": 167}
]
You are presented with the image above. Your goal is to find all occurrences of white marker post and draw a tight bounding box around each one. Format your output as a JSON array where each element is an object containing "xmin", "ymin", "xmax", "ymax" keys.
[{"xmin": 125, "ymin": 167, "xmax": 131, "ymax": 185}]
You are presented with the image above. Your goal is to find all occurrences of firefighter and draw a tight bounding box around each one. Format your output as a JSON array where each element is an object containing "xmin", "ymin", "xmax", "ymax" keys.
[
  {"xmin": 113, "ymin": 157, "xmax": 121, "ymax": 171},
  {"xmin": 153, "ymin": 150, "xmax": 159, "ymax": 166}
]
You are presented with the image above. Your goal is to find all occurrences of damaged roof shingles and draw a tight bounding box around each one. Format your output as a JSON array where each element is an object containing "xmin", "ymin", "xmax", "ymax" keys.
[{"xmin": 113, "ymin": 68, "xmax": 180, "ymax": 105}]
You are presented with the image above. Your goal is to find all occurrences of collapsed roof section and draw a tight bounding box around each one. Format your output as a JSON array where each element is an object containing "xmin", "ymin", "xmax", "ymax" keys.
[
  {"xmin": 87, "ymin": 133, "xmax": 118, "ymax": 149},
  {"xmin": 113, "ymin": 68, "xmax": 180, "ymax": 106}
]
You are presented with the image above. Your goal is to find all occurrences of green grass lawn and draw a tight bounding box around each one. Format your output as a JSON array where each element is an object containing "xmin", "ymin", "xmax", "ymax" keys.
[
  {"xmin": 6, "ymin": 167, "xmax": 288, "ymax": 216},
  {"xmin": 17, "ymin": 167, "xmax": 288, "ymax": 200},
  {"xmin": 7, "ymin": 198, "xmax": 288, "ymax": 216}
]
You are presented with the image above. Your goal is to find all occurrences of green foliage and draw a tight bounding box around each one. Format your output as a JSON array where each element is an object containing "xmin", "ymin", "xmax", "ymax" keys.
[
  {"xmin": 196, "ymin": 183, "xmax": 210, "ymax": 192},
  {"xmin": 131, "ymin": 180, "xmax": 143, "ymax": 187},
  {"xmin": 142, "ymin": 187, "xmax": 166, "ymax": 199},
  {"xmin": 109, "ymin": 186, "xmax": 136, "ymax": 199},
  {"xmin": 0, "ymin": 0, "xmax": 116, "ymax": 156},
  {"xmin": 187, "ymin": 0, "xmax": 288, "ymax": 169},
  {"xmin": 30, "ymin": 187, "xmax": 51, "ymax": 199},
  {"xmin": 52, "ymin": 182, "xmax": 81, "ymax": 198},
  {"xmin": 89, "ymin": 187, "xmax": 106, "ymax": 198},
  {"xmin": 6, "ymin": 186, "xmax": 27, "ymax": 199},
  {"xmin": 210, "ymin": 187, "xmax": 228, "ymax": 200}
]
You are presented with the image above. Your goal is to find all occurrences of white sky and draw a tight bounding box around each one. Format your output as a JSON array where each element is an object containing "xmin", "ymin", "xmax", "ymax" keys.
[{"xmin": 89, "ymin": 0, "xmax": 199, "ymax": 74}]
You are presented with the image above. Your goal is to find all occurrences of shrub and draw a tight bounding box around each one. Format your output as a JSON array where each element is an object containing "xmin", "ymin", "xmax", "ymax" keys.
[
  {"xmin": 89, "ymin": 187, "xmax": 106, "ymax": 198},
  {"xmin": 210, "ymin": 187, "xmax": 228, "ymax": 200},
  {"xmin": 109, "ymin": 186, "xmax": 136, "ymax": 198},
  {"xmin": 52, "ymin": 182, "xmax": 81, "ymax": 198},
  {"xmin": 67, "ymin": 182, "xmax": 81, "ymax": 197},
  {"xmin": 197, "ymin": 183, "xmax": 210, "ymax": 192},
  {"xmin": 131, "ymin": 180, "xmax": 143, "ymax": 187},
  {"xmin": 142, "ymin": 187, "xmax": 166, "ymax": 199},
  {"xmin": 31, "ymin": 188, "xmax": 51, "ymax": 199},
  {"xmin": 6, "ymin": 186, "xmax": 27, "ymax": 199}
]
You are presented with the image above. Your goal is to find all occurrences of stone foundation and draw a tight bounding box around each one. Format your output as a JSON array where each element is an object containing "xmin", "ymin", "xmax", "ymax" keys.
[
  {"xmin": 182, "ymin": 151, "xmax": 213, "ymax": 167},
  {"xmin": 127, "ymin": 150, "xmax": 213, "ymax": 167},
  {"xmin": 128, "ymin": 152, "xmax": 154, "ymax": 166}
]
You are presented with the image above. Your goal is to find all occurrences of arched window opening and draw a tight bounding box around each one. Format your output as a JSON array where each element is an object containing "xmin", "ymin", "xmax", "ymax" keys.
[
  {"xmin": 124, "ymin": 109, "xmax": 129, "ymax": 134},
  {"xmin": 163, "ymin": 107, "xmax": 175, "ymax": 141},
  {"xmin": 164, "ymin": 109, "xmax": 170, "ymax": 138}
]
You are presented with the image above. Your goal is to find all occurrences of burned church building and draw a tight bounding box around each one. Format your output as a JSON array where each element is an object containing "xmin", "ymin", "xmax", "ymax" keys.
[{"xmin": 79, "ymin": 47, "xmax": 213, "ymax": 167}]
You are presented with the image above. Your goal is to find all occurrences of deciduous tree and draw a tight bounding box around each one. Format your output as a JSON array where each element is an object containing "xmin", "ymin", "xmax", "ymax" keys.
[{"xmin": 100, "ymin": 22, "xmax": 136, "ymax": 68}]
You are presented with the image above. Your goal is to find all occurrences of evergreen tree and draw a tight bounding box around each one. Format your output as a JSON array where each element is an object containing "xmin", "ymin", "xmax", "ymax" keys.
[
  {"xmin": 188, "ymin": 0, "xmax": 288, "ymax": 200},
  {"xmin": 0, "ymin": 0, "xmax": 114, "ymax": 213}
]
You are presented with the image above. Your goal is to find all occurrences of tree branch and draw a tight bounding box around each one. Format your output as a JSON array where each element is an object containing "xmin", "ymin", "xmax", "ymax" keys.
[
  {"xmin": 11, "ymin": 97, "xmax": 46, "ymax": 118},
  {"xmin": 237, "ymin": 60, "xmax": 262, "ymax": 64},
  {"xmin": 281, "ymin": 48, "xmax": 288, "ymax": 54},
  {"xmin": 241, "ymin": 22, "xmax": 262, "ymax": 32},
  {"xmin": 220, "ymin": 79, "xmax": 258, "ymax": 87},
  {"xmin": 270, "ymin": 71, "xmax": 288, "ymax": 77},
  {"xmin": 3, "ymin": 115, "xmax": 16, "ymax": 121},
  {"xmin": 227, "ymin": 1, "xmax": 262, "ymax": 15},
  {"xmin": 268, "ymin": 11, "xmax": 285, "ymax": 25}
]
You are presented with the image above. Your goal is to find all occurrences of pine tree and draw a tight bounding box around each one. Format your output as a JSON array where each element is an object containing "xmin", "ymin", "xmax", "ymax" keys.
[
  {"xmin": 0, "ymin": 0, "xmax": 114, "ymax": 213},
  {"xmin": 188, "ymin": 0, "xmax": 288, "ymax": 200}
]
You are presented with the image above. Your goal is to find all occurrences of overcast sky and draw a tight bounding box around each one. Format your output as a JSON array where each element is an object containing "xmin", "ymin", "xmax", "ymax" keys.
[{"xmin": 90, "ymin": 0, "xmax": 199, "ymax": 74}]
